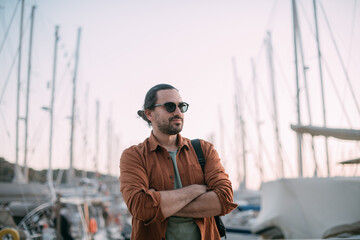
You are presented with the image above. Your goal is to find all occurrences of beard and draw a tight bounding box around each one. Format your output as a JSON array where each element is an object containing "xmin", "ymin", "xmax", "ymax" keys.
[{"xmin": 156, "ymin": 116, "xmax": 183, "ymax": 135}]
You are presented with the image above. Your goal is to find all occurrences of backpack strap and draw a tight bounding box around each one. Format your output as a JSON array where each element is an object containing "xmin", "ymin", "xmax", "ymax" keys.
[
  {"xmin": 190, "ymin": 138, "xmax": 227, "ymax": 238},
  {"xmin": 191, "ymin": 139, "xmax": 205, "ymax": 172}
]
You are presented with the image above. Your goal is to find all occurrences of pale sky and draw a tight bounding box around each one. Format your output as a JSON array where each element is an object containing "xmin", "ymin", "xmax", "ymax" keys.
[{"xmin": 1, "ymin": 0, "xmax": 359, "ymax": 189}]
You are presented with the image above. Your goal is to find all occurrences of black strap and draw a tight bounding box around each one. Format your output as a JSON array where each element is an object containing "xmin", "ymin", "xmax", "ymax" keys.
[
  {"xmin": 191, "ymin": 138, "xmax": 227, "ymax": 239},
  {"xmin": 191, "ymin": 139, "xmax": 205, "ymax": 172}
]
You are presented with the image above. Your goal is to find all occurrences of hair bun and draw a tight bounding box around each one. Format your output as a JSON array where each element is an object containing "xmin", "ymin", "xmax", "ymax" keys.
[{"xmin": 137, "ymin": 110, "xmax": 151, "ymax": 124}]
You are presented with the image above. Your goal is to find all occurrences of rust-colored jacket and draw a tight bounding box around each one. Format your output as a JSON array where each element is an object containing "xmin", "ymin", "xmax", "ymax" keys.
[{"xmin": 119, "ymin": 133, "xmax": 237, "ymax": 240}]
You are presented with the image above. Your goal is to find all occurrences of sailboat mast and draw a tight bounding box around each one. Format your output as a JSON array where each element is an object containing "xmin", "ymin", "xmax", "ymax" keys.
[
  {"xmin": 232, "ymin": 57, "xmax": 247, "ymax": 188},
  {"xmin": 24, "ymin": 5, "xmax": 36, "ymax": 182},
  {"xmin": 82, "ymin": 84, "xmax": 89, "ymax": 178},
  {"xmin": 218, "ymin": 106, "xmax": 227, "ymax": 170},
  {"xmin": 95, "ymin": 100, "xmax": 100, "ymax": 177},
  {"xmin": 251, "ymin": 58, "xmax": 264, "ymax": 183},
  {"xmin": 107, "ymin": 106, "xmax": 113, "ymax": 176},
  {"xmin": 240, "ymin": 107, "xmax": 247, "ymax": 188},
  {"xmin": 294, "ymin": 9, "xmax": 319, "ymax": 177},
  {"xmin": 313, "ymin": 0, "xmax": 330, "ymax": 176},
  {"xmin": 266, "ymin": 32, "xmax": 284, "ymax": 178},
  {"xmin": 48, "ymin": 26, "xmax": 59, "ymax": 185},
  {"xmin": 15, "ymin": 0, "xmax": 25, "ymax": 183},
  {"xmin": 68, "ymin": 28, "xmax": 82, "ymax": 184},
  {"xmin": 292, "ymin": 0, "xmax": 303, "ymax": 177}
]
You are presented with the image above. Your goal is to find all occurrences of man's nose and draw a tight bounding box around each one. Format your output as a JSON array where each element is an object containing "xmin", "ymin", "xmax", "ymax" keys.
[{"xmin": 173, "ymin": 105, "xmax": 182, "ymax": 115}]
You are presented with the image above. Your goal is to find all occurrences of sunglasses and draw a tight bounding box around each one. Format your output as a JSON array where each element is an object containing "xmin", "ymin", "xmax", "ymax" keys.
[{"xmin": 154, "ymin": 102, "xmax": 189, "ymax": 113}]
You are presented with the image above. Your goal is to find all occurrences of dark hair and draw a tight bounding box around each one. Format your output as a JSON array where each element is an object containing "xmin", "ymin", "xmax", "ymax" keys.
[{"xmin": 137, "ymin": 84, "xmax": 178, "ymax": 125}]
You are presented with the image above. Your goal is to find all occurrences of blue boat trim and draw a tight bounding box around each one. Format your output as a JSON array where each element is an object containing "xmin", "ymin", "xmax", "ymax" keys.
[
  {"xmin": 226, "ymin": 227, "xmax": 253, "ymax": 234},
  {"xmin": 237, "ymin": 205, "xmax": 261, "ymax": 211}
]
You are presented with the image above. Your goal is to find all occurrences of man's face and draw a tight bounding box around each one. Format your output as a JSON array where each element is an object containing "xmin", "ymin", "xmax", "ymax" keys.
[{"xmin": 148, "ymin": 89, "xmax": 185, "ymax": 135}]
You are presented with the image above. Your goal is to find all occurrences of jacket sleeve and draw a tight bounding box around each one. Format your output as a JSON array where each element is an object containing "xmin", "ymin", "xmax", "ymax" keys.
[
  {"xmin": 119, "ymin": 147, "xmax": 165, "ymax": 225},
  {"xmin": 200, "ymin": 140, "xmax": 238, "ymax": 216}
]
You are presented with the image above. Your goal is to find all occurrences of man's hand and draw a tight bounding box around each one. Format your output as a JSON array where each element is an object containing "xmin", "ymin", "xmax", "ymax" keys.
[
  {"xmin": 174, "ymin": 191, "xmax": 221, "ymax": 218},
  {"xmin": 157, "ymin": 184, "xmax": 207, "ymax": 219}
]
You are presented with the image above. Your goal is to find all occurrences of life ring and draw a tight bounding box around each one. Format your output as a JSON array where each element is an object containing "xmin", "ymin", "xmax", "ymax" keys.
[{"xmin": 0, "ymin": 228, "xmax": 20, "ymax": 240}]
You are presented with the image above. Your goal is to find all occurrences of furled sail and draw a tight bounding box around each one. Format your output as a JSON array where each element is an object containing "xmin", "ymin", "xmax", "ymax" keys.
[
  {"xmin": 339, "ymin": 158, "xmax": 360, "ymax": 165},
  {"xmin": 290, "ymin": 124, "xmax": 360, "ymax": 141}
]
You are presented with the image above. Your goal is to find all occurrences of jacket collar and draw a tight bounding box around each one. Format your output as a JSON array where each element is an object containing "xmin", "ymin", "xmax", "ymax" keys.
[{"xmin": 149, "ymin": 131, "xmax": 190, "ymax": 152}]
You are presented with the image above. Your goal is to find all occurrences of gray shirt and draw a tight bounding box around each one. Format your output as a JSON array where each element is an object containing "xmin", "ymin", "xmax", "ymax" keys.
[{"xmin": 165, "ymin": 150, "xmax": 201, "ymax": 240}]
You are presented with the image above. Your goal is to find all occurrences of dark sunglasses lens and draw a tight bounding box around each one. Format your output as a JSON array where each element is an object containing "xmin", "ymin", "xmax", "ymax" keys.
[
  {"xmin": 179, "ymin": 103, "xmax": 189, "ymax": 113},
  {"xmin": 164, "ymin": 102, "xmax": 177, "ymax": 113}
]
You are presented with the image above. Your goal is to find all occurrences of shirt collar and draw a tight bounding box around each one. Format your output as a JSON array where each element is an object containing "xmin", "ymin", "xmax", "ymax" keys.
[{"xmin": 149, "ymin": 131, "xmax": 190, "ymax": 152}]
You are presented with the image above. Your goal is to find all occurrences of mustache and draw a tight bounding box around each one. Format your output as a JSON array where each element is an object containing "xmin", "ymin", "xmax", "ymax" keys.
[{"xmin": 169, "ymin": 116, "xmax": 183, "ymax": 121}]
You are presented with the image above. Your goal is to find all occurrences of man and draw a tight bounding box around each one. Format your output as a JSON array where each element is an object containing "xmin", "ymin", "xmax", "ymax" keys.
[
  {"xmin": 53, "ymin": 207, "xmax": 74, "ymax": 240},
  {"xmin": 120, "ymin": 84, "xmax": 237, "ymax": 240}
]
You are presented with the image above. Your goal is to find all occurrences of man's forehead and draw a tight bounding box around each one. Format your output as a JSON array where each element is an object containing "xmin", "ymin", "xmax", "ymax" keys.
[{"xmin": 156, "ymin": 89, "xmax": 182, "ymax": 102}]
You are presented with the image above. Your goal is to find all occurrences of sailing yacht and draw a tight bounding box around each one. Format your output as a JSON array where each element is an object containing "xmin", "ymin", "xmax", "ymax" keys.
[
  {"xmin": 250, "ymin": 0, "xmax": 360, "ymax": 239},
  {"xmin": 224, "ymin": 0, "xmax": 360, "ymax": 239}
]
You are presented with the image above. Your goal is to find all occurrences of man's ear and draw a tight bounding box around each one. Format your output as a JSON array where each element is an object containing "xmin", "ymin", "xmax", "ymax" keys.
[{"xmin": 145, "ymin": 109, "xmax": 153, "ymax": 122}]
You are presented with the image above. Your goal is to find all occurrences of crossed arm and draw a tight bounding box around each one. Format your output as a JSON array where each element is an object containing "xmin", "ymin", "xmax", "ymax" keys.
[
  {"xmin": 120, "ymin": 143, "xmax": 236, "ymax": 223},
  {"xmin": 157, "ymin": 185, "xmax": 221, "ymax": 219}
]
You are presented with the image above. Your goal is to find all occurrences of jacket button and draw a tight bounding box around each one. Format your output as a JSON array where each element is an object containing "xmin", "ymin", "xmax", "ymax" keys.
[{"xmin": 169, "ymin": 175, "xmax": 173, "ymax": 179}]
